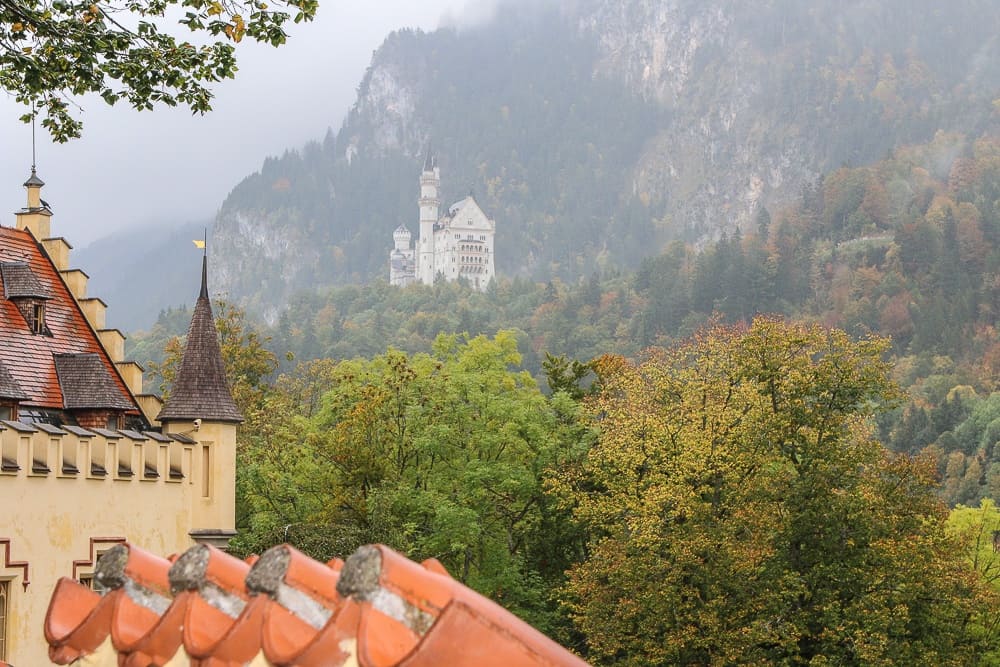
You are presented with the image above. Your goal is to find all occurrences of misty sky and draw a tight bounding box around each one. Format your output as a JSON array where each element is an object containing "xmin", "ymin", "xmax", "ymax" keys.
[{"xmin": 0, "ymin": 1, "xmax": 495, "ymax": 247}]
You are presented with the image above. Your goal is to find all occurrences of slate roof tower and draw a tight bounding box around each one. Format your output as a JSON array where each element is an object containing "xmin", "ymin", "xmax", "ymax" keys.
[
  {"xmin": 157, "ymin": 256, "xmax": 242, "ymax": 423},
  {"xmin": 158, "ymin": 254, "xmax": 242, "ymax": 551}
]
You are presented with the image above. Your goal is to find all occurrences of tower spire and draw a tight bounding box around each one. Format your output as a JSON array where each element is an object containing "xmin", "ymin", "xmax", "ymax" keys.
[
  {"xmin": 199, "ymin": 254, "xmax": 209, "ymax": 299},
  {"xmin": 157, "ymin": 254, "xmax": 242, "ymax": 424},
  {"xmin": 423, "ymin": 143, "xmax": 436, "ymax": 172}
]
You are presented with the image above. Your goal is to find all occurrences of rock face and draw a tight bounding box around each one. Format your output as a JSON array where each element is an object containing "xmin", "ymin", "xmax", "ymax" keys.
[{"xmin": 212, "ymin": 0, "xmax": 1000, "ymax": 319}]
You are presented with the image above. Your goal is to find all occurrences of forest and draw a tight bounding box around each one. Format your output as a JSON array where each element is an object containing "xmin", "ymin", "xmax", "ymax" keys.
[{"xmin": 129, "ymin": 126, "xmax": 1000, "ymax": 663}]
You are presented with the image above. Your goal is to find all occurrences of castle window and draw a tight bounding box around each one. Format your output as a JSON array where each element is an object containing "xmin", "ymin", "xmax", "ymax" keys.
[
  {"xmin": 202, "ymin": 444, "xmax": 212, "ymax": 498},
  {"xmin": 0, "ymin": 579, "xmax": 8, "ymax": 661}
]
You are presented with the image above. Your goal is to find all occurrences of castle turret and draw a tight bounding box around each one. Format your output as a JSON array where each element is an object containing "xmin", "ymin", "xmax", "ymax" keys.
[
  {"xmin": 393, "ymin": 224, "xmax": 412, "ymax": 251},
  {"xmin": 418, "ymin": 149, "xmax": 440, "ymax": 285},
  {"xmin": 389, "ymin": 224, "xmax": 416, "ymax": 286},
  {"xmin": 157, "ymin": 255, "xmax": 242, "ymax": 550}
]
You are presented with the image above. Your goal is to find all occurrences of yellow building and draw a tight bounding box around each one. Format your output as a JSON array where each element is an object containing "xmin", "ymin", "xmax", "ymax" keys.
[{"xmin": 0, "ymin": 170, "xmax": 240, "ymax": 665}]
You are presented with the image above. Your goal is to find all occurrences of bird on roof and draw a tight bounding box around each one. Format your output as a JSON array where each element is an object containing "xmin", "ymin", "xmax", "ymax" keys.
[{"xmin": 40, "ymin": 198, "xmax": 51, "ymax": 209}]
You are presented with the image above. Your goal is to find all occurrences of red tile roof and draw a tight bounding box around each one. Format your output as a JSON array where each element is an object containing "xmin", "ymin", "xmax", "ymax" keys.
[
  {"xmin": 0, "ymin": 225, "xmax": 138, "ymax": 412},
  {"xmin": 45, "ymin": 542, "xmax": 591, "ymax": 667}
]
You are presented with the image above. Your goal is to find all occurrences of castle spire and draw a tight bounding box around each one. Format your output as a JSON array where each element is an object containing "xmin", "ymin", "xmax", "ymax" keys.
[
  {"xmin": 157, "ymin": 255, "xmax": 242, "ymax": 423},
  {"xmin": 423, "ymin": 143, "xmax": 436, "ymax": 172}
]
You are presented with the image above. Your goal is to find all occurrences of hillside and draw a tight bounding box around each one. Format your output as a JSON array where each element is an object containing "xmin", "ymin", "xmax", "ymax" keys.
[
  {"xmin": 132, "ymin": 127, "xmax": 1000, "ymax": 506},
  {"xmin": 211, "ymin": 0, "xmax": 1000, "ymax": 319}
]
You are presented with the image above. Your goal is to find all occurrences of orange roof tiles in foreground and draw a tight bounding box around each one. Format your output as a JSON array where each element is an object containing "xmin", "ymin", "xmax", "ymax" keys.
[{"xmin": 44, "ymin": 542, "xmax": 592, "ymax": 667}]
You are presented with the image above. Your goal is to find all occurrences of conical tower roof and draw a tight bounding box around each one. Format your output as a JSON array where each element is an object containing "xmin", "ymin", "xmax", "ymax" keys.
[{"xmin": 157, "ymin": 256, "xmax": 243, "ymax": 423}]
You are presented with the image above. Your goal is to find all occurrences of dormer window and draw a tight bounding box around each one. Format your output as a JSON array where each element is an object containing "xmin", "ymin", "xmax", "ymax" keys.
[
  {"xmin": 1, "ymin": 261, "xmax": 52, "ymax": 335},
  {"xmin": 0, "ymin": 362, "xmax": 27, "ymax": 420},
  {"xmin": 31, "ymin": 303, "xmax": 46, "ymax": 334}
]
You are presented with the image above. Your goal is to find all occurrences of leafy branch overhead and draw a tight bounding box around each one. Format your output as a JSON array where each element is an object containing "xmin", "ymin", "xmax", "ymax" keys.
[{"xmin": 0, "ymin": 0, "xmax": 317, "ymax": 140}]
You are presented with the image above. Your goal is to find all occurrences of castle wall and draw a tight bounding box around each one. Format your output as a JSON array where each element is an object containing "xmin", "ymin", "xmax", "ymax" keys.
[{"xmin": 0, "ymin": 423, "xmax": 231, "ymax": 665}]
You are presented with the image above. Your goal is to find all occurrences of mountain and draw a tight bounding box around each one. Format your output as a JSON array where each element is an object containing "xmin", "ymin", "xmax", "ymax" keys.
[
  {"xmin": 74, "ymin": 221, "xmax": 208, "ymax": 331},
  {"xmin": 212, "ymin": 0, "xmax": 1000, "ymax": 320}
]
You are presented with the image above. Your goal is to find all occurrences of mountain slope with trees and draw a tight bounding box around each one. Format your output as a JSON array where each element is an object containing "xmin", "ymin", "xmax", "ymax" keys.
[
  {"xmin": 132, "ymin": 126, "xmax": 1000, "ymax": 509},
  {"xmin": 211, "ymin": 0, "xmax": 1000, "ymax": 319}
]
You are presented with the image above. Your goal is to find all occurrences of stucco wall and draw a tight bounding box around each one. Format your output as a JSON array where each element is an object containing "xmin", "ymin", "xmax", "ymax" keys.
[{"xmin": 0, "ymin": 422, "xmax": 234, "ymax": 665}]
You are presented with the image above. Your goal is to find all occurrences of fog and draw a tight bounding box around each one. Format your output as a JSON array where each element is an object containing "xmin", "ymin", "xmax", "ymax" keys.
[{"xmin": 0, "ymin": 0, "xmax": 498, "ymax": 246}]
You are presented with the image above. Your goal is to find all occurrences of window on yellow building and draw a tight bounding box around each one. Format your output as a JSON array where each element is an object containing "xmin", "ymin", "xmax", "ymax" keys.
[{"xmin": 0, "ymin": 579, "xmax": 8, "ymax": 661}]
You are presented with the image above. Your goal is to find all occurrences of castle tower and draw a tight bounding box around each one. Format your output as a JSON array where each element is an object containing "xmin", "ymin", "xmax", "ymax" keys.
[
  {"xmin": 393, "ymin": 224, "xmax": 412, "ymax": 251},
  {"xmin": 417, "ymin": 149, "xmax": 440, "ymax": 285},
  {"xmin": 389, "ymin": 224, "xmax": 416, "ymax": 287},
  {"xmin": 157, "ymin": 254, "xmax": 243, "ymax": 550}
]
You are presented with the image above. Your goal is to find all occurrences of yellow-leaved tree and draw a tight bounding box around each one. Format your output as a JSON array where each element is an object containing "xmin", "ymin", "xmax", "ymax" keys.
[{"xmin": 556, "ymin": 317, "xmax": 995, "ymax": 665}]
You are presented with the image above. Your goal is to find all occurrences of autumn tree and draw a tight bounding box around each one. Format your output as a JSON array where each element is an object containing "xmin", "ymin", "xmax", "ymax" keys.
[
  {"xmin": 1, "ymin": 0, "xmax": 317, "ymax": 140},
  {"xmin": 557, "ymin": 317, "xmax": 993, "ymax": 665}
]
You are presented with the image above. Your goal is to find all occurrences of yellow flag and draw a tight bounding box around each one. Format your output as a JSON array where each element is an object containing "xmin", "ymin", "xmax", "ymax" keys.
[{"xmin": 193, "ymin": 239, "xmax": 206, "ymax": 249}]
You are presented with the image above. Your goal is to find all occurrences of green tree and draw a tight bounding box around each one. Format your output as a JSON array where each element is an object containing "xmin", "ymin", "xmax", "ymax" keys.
[
  {"xmin": 2, "ymin": 0, "xmax": 317, "ymax": 140},
  {"xmin": 556, "ymin": 317, "xmax": 993, "ymax": 665},
  {"xmin": 542, "ymin": 352, "xmax": 592, "ymax": 400},
  {"xmin": 235, "ymin": 331, "xmax": 587, "ymax": 635},
  {"xmin": 947, "ymin": 501, "xmax": 1000, "ymax": 663}
]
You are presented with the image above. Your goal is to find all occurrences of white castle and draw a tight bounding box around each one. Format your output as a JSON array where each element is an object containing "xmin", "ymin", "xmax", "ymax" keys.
[{"xmin": 389, "ymin": 152, "xmax": 496, "ymax": 290}]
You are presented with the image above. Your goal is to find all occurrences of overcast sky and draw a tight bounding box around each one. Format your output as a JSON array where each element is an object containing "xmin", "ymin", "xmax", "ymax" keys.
[{"xmin": 0, "ymin": 1, "xmax": 495, "ymax": 247}]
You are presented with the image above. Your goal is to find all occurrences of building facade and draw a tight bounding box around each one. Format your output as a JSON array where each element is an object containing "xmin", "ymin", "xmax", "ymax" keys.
[
  {"xmin": 389, "ymin": 153, "xmax": 496, "ymax": 291},
  {"xmin": 0, "ymin": 171, "xmax": 240, "ymax": 666}
]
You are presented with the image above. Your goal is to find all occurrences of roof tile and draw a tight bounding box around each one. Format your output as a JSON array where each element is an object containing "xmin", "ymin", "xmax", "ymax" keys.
[
  {"xmin": 45, "ymin": 542, "xmax": 591, "ymax": 667},
  {"xmin": 0, "ymin": 359, "xmax": 28, "ymax": 400},
  {"xmin": 0, "ymin": 226, "xmax": 139, "ymax": 413},
  {"xmin": 54, "ymin": 353, "xmax": 135, "ymax": 410},
  {"xmin": 0, "ymin": 260, "xmax": 51, "ymax": 299}
]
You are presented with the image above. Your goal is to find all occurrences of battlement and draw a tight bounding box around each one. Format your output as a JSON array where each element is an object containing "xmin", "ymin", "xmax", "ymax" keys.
[{"xmin": 0, "ymin": 420, "xmax": 197, "ymax": 487}]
